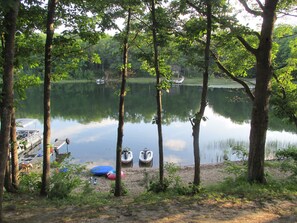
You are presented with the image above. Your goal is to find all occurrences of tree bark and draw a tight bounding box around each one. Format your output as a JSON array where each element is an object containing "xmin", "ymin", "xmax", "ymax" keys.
[
  {"xmin": 115, "ymin": 8, "xmax": 131, "ymax": 197},
  {"xmin": 248, "ymin": 0, "xmax": 278, "ymax": 183},
  {"xmin": 4, "ymin": 111, "xmax": 18, "ymax": 193},
  {"xmin": 40, "ymin": 0, "xmax": 58, "ymax": 196},
  {"xmin": 192, "ymin": 2, "xmax": 211, "ymax": 187},
  {"xmin": 0, "ymin": 0, "xmax": 20, "ymax": 221},
  {"xmin": 151, "ymin": 0, "xmax": 164, "ymax": 186},
  {"xmin": 10, "ymin": 109, "xmax": 19, "ymax": 190}
]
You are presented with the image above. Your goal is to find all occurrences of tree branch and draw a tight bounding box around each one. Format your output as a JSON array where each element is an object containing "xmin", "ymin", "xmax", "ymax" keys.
[
  {"xmin": 277, "ymin": 9, "xmax": 297, "ymax": 17},
  {"xmin": 255, "ymin": 0, "xmax": 265, "ymax": 11},
  {"xmin": 186, "ymin": 0, "xmax": 203, "ymax": 14},
  {"xmin": 210, "ymin": 49, "xmax": 255, "ymax": 101},
  {"xmin": 237, "ymin": 0, "xmax": 263, "ymax": 16},
  {"xmin": 237, "ymin": 35, "xmax": 258, "ymax": 55},
  {"xmin": 272, "ymin": 72, "xmax": 297, "ymax": 128}
]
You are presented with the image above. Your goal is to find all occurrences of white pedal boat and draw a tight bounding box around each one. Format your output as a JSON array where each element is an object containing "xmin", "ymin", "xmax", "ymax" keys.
[
  {"xmin": 139, "ymin": 148, "xmax": 153, "ymax": 164},
  {"xmin": 121, "ymin": 148, "xmax": 133, "ymax": 164}
]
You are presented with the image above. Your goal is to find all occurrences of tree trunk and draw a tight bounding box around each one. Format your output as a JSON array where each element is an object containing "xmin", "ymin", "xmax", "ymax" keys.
[
  {"xmin": 192, "ymin": 2, "xmax": 211, "ymax": 187},
  {"xmin": 10, "ymin": 109, "xmax": 19, "ymax": 190},
  {"xmin": 4, "ymin": 159, "xmax": 14, "ymax": 192},
  {"xmin": 40, "ymin": 0, "xmax": 58, "ymax": 196},
  {"xmin": 151, "ymin": 0, "xmax": 164, "ymax": 186},
  {"xmin": 248, "ymin": 0, "xmax": 277, "ymax": 183},
  {"xmin": 0, "ymin": 0, "xmax": 19, "ymax": 221},
  {"xmin": 115, "ymin": 8, "xmax": 131, "ymax": 197},
  {"xmin": 4, "ymin": 110, "xmax": 18, "ymax": 193}
]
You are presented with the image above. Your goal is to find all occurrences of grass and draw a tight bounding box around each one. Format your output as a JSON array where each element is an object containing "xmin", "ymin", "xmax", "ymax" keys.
[
  {"xmin": 3, "ymin": 161, "xmax": 297, "ymax": 222},
  {"xmin": 3, "ymin": 181, "xmax": 297, "ymax": 223},
  {"xmin": 208, "ymin": 177, "xmax": 297, "ymax": 200},
  {"xmin": 5, "ymin": 175, "xmax": 296, "ymax": 208}
]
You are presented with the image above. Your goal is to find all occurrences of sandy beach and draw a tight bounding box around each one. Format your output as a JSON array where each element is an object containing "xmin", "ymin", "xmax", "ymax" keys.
[{"xmin": 84, "ymin": 163, "xmax": 229, "ymax": 195}]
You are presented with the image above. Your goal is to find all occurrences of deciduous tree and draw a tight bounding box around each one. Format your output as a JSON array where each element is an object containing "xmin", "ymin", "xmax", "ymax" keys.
[
  {"xmin": 40, "ymin": 0, "xmax": 58, "ymax": 196},
  {"xmin": 0, "ymin": 0, "xmax": 20, "ymax": 221}
]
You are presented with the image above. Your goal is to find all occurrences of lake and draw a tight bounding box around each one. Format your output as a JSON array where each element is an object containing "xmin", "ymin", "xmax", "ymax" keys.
[{"xmin": 17, "ymin": 82, "xmax": 297, "ymax": 167}]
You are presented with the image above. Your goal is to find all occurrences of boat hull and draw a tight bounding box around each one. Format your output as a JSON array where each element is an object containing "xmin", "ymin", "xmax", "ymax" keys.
[
  {"xmin": 106, "ymin": 170, "xmax": 125, "ymax": 180},
  {"xmin": 139, "ymin": 149, "xmax": 153, "ymax": 163},
  {"xmin": 121, "ymin": 150, "xmax": 133, "ymax": 164},
  {"xmin": 171, "ymin": 76, "xmax": 185, "ymax": 84},
  {"xmin": 17, "ymin": 128, "xmax": 43, "ymax": 155},
  {"xmin": 90, "ymin": 166, "xmax": 114, "ymax": 176},
  {"xmin": 96, "ymin": 78, "xmax": 105, "ymax": 84}
]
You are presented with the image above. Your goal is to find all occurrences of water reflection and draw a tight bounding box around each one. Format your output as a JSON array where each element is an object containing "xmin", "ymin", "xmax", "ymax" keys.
[{"xmin": 17, "ymin": 83, "xmax": 297, "ymax": 167}]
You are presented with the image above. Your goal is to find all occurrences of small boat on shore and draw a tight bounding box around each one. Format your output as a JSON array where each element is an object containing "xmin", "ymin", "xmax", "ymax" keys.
[
  {"xmin": 139, "ymin": 148, "xmax": 153, "ymax": 164},
  {"xmin": 96, "ymin": 78, "xmax": 105, "ymax": 85},
  {"xmin": 171, "ymin": 76, "xmax": 185, "ymax": 84},
  {"xmin": 90, "ymin": 165, "xmax": 114, "ymax": 176},
  {"xmin": 121, "ymin": 148, "xmax": 133, "ymax": 164},
  {"xmin": 106, "ymin": 170, "xmax": 125, "ymax": 180},
  {"xmin": 16, "ymin": 119, "xmax": 43, "ymax": 155}
]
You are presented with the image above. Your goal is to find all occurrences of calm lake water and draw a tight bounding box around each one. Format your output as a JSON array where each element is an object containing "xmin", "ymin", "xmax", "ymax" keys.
[{"xmin": 17, "ymin": 82, "xmax": 297, "ymax": 167}]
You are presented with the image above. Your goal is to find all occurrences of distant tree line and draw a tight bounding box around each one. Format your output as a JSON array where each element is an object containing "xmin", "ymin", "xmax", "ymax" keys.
[{"xmin": 12, "ymin": 26, "xmax": 297, "ymax": 81}]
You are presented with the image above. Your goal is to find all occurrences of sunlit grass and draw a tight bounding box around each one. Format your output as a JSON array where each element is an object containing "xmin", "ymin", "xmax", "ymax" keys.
[{"xmin": 209, "ymin": 178, "xmax": 297, "ymax": 200}]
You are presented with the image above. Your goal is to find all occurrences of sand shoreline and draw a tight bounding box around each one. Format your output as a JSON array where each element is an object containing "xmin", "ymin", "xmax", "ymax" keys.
[{"xmin": 85, "ymin": 162, "xmax": 229, "ymax": 195}]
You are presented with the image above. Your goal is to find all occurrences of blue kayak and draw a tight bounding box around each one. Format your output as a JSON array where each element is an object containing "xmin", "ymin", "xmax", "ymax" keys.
[{"xmin": 90, "ymin": 166, "xmax": 114, "ymax": 176}]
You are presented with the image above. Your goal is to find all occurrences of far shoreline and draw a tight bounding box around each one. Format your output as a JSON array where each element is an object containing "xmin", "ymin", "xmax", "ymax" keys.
[{"xmin": 53, "ymin": 77, "xmax": 256, "ymax": 88}]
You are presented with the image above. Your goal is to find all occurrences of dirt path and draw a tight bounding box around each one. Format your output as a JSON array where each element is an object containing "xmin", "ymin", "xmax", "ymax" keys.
[{"xmin": 5, "ymin": 194, "xmax": 297, "ymax": 223}]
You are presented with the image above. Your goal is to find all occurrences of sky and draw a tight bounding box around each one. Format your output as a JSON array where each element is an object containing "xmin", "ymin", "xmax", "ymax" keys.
[{"xmin": 233, "ymin": 0, "xmax": 297, "ymax": 31}]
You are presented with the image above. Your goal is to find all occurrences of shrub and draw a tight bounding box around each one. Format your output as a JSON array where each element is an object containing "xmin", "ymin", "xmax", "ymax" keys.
[
  {"xmin": 48, "ymin": 162, "xmax": 85, "ymax": 199},
  {"xmin": 109, "ymin": 182, "xmax": 128, "ymax": 196},
  {"xmin": 148, "ymin": 178, "xmax": 170, "ymax": 193},
  {"xmin": 222, "ymin": 144, "xmax": 249, "ymax": 180},
  {"xmin": 145, "ymin": 162, "xmax": 197, "ymax": 194},
  {"xmin": 276, "ymin": 146, "xmax": 297, "ymax": 178},
  {"xmin": 19, "ymin": 172, "xmax": 42, "ymax": 193}
]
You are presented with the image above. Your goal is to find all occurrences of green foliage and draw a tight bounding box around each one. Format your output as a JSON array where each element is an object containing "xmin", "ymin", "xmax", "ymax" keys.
[
  {"xmin": 276, "ymin": 146, "xmax": 297, "ymax": 178},
  {"xmin": 48, "ymin": 162, "xmax": 85, "ymax": 199},
  {"xmin": 164, "ymin": 162, "xmax": 182, "ymax": 187},
  {"xmin": 14, "ymin": 73, "xmax": 41, "ymax": 101},
  {"xmin": 223, "ymin": 161, "xmax": 247, "ymax": 180},
  {"xmin": 230, "ymin": 144, "xmax": 249, "ymax": 161},
  {"xmin": 91, "ymin": 53, "xmax": 101, "ymax": 64},
  {"xmin": 270, "ymin": 25, "xmax": 297, "ymax": 127},
  {"xmin": 81, "ymin": 180, "xmax": 95, "ymax": 195},
  {"xmin": 214, "ymin": 33, "xmax": 256, "ymax": 78},
  {"xmin": 144, "ymin": 162, "xmax": 198, "ymax": 194},
  {"xmin": 209, "ymin": 174, "xmax": 297, "ymax": 201},
  {"xmin": 223, "ymin": 145, "xmax": 248, "ymax": 179},
  {"xmin": 19, "ymin": 172, "xmax": 42, "ymax": 193},
  {"xmin": 147, "ymin": 178, "xmax": 170, "ymax": 193},
  {"xmin": 109, "ymin": 182, "xmax": 128, "ymax": 196}
]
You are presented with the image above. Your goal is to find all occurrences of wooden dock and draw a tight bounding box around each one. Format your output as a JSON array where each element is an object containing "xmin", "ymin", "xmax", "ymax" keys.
[{"xmin": 53, "ymin": 139, "xmax": 66, "ymax": 150}]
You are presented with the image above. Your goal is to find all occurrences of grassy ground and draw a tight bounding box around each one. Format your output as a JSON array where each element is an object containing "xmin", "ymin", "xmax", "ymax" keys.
[{"xmin": 3, "ymin": 162, "xmax": 297, "ymax": 223}]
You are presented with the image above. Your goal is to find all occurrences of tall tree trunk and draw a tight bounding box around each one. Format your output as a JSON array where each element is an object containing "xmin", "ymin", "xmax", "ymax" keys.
[
  {"xmin": 40, "ymin": 0, "xmax": 58, "ymax": 196},
  {"xmin": 192, "ymin": 2, "xmax": 212, "ymax": 187},
  {"xmin": 4, "ymin": 110, "xmax": 18, "ymax": 193},
  {"xmin": 151, "ymin": 0, "xmax": 164, "ymax": 186},
  {"xmin": 0, "ymin": 0, "xmax": 19, "ymax": 221},
  {"xmin": 10, "ymin": 110, "xmax": 19, "ymax": 189},
  {"xmin": 248, "ymin": 0, "xmax": 277, "ymax": 183},
  {"xmin": 115, "ymin": 8, "xmax": 131, "ymax": 197},
  {"xmin": 4, "ymin": 159, "xmax": 14, "ymax": 192}
]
